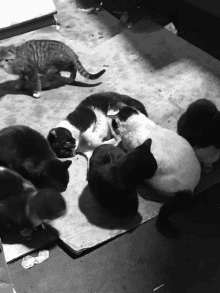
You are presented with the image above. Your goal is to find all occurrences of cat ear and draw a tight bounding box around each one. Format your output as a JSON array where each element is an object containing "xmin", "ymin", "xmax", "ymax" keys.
[
  {"xmin": 116, "ymin": 102, "xmax": 127, "ymax": 109},
  {"xmin": 144, "ymin": 138, "xmax": 152, "ymax": 149},
  {"xmin": 49, "ymin": 129, "xmax": 57, "ymax": 139},
  {"xmin": 63, "ymin": 160, "xmax": 72, "ymax": 169}
]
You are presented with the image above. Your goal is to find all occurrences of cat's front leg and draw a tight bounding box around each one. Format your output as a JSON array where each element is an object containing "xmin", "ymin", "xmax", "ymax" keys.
[
  {"xmin": 32, "ymin": 71, "xmax": 42, "ymax": 99},
  {"xmin": 15, "ymin": 72, "xmax": 26, "ymax": 91}
]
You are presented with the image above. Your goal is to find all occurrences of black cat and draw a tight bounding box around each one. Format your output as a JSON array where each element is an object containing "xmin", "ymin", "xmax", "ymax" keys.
[
  {"xmin": 0, "ymin": 166, "xmax": 66, "ymax": 236},
  {"xmin": 177, "ymin": 99, "xmax": 220, "ymax": 173},
  {"xmin": 0, "ymin": 125, "xmax": 72, "ymax": 192},
  {"xmin": 87, "ymin": 138, "xmax": 157, "ymax": 218}
]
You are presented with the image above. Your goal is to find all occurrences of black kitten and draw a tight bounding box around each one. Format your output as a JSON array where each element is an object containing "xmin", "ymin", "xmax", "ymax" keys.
[
  {"xmin": 177, "ymin": 99, "xmax": 220, "ymax": 173},
  {"xmin": 0, "ymin": 125, "xmax": 72, "ymax": 192},
  {"xmin": 47, "ymin": 91, "xmax": 148, "ymax": 159},
  {"xmin": 87, "ymin": 138, "xmax": 157, "ymax": 218}
]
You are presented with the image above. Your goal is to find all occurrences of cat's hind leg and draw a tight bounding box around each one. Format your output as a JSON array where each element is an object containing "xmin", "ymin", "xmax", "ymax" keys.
[
  {"xmin": 67, "ymin": 64, "xmax": 77, "ymax": 84},
  {"xmin": 156, "ymin": 190, "xmax": 193, "ymax": 238}
]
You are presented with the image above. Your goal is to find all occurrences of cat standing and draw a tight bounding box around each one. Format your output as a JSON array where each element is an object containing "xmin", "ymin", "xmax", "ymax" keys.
[
  {"xmin": 0, "ymin": 125, "xmax": 72, "ymax": 192},
  {"xmin": 0, "ymin": 39, "xmax": 105, "ymax": 98},
  {"xmin": 0, "ymin": 166, "xmax": 66, "ymax": 237},
  {"xmin": 87, "ymin": 138, "xmax": 157, "ymax": 218},
  {"xmin": 108, "ymin": 103, "xmax": 201, "ymax": 236},
  {"xmin": 47, "ymin": 91, "xmax": 148, "ymax": 159},
  {"xmin": 177, "ymin": 99, "xmax": 220, "ymax": 173}
]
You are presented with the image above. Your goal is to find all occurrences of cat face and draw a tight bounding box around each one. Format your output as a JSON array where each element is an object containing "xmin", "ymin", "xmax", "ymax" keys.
[
  {"xmin": 28, "ymin": 188, "xmax": 67, "ymax": 226},
  {"xmin": 0, "ymin": 45, "xmax": 16, "ymax": 74},
  {"xmin": 42, "ymin": 159, "xmax": 72, "ymax": 192},
  {"xmin": 47, "ymin": 127, "xmax": 77, "ymax": 158},
  {"xmin": 107, "ymin": 102, "xmax": 140, "ymax": 129}
]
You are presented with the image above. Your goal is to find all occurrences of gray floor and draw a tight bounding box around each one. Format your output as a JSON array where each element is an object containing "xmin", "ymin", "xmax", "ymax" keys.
[{"xmin": 7, "ymin": 2, "xmax": 220, "ymax": 293}]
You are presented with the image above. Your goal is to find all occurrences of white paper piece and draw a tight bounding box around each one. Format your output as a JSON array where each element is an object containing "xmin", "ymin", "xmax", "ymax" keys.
[
  {"xmin": 21, "ymin": 250, "xmax": 49, "ymax": 269},
  {"xmin": 164, "ymin": 22, "xmax": 178, "ymax": 35}
]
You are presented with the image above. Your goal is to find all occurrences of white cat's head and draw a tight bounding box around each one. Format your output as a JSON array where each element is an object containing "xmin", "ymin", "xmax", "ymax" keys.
[{"xmin": 108, "ymin": 102, "xmax": 153, "ymax": 134}]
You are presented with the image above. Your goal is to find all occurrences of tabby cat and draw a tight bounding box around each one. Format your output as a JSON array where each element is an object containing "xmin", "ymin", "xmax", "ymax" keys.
[
  {"xmin": 0, "ymin": 166, "xmax": 66, "ymax": 237},
  {"xmin": 47, "ymin": 91, "xmax": 148, "ymax": 159},
  {"xmin": 0, "ymin": 39, "xmax": 106, "ymax": 98},
  {"xmin": 0, "ymin": 125, "xmax": 72, "ymax": 192},
  {"xmin": 108, "ymin": 103, "xmax": 201, "ymax": 236},
  {"xmin": 177, "ymin": 99, "xmax": 220, "ymax": 173},
  {"xmin": 87, "ymin": 138, "xmax": 157, "ymax": 218}
]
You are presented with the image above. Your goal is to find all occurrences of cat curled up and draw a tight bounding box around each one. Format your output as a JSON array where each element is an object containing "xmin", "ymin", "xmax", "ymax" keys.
[
  {"xmin": 87, "ymin": 138, "xmax": 157, "ymax": 218},
  {"xmin": 0, "ymin": 125, "xmax": 72, "ymax": 192},
  {"xmin": 47, "ymin": 91, "xmax": 148, "ymax": 159},
  {"xmin": 0, "ymin": 166, "xmax": 66, "ymax": 237},
  {"xmin": 108, "ymin": 103, "xmax": 201, "ymax": 237},
  {"xmin": 177, "ymin": 99, "xmax": 220, "ymax": 173},
  {"xmin": 0, "ymin": 39, "xmax": 105, "ymax": 98}
]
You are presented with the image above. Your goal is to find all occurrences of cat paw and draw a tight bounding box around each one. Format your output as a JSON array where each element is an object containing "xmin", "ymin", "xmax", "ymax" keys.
[
  {"xmin": 202, "ymin": 164, "xmax": 213, "ymax": 173},
  {"xmin": 33, "ymin": 92, "xmax": 41, "ymax": 99}
]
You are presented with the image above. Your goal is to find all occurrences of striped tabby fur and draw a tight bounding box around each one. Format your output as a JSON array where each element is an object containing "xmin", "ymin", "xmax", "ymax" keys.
[{"xmin": 0, "ymin": 39, "xmax": 106, "ymax": 98}]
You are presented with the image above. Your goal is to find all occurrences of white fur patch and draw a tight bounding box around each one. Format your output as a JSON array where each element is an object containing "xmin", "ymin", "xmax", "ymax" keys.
[
  {"xmin": 78, "ymin": 108, "xmax": 112, "ymax": 153},
  {"xmin": 117, "ymin": 111, "xmax": 201, "ymax": 195}
]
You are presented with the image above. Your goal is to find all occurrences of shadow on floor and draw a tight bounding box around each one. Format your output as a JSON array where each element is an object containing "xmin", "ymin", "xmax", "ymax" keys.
[{"xmin": 78, "ymin": 185, "xmax": 143, "ymax": 230}]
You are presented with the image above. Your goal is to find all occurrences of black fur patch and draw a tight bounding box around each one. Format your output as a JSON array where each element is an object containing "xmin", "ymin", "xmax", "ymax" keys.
[
  {"xmin": 47, "ymin": 127, "xmax": 76, "ymax": 158},
  {"xmin": 87, "ymin": 138, "xmax": 157, "ymax": 218},
  {"xmin": 177, "ymin": 99, "xmax": 218, "ymax": 148}
]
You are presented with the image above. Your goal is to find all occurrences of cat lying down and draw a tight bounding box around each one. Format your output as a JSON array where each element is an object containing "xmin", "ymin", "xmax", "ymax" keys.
[
  {"xmin": 47, "ymin": 91, "xmax": 148, "ymax": 160},
  {"xmin": 87, "ymin": 138, "xmax": 157, "ymax": 218},
  {"xmin": 0, "ymin": 166, "xmax": 66, "ymax": 237},
  {"xmin": 108, "ymin": 102, "xmax": 201, "ymax": 237},
  {"xmin": 177, "ymin": 98, "xmax": 220, "ymax": 173}
]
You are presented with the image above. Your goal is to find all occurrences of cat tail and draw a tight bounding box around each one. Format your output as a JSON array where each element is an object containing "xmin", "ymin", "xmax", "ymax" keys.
[
  {"xmin": 156, "ymin": 190, "xmax": 197, "ymax": 238},
  {"xmin": 74, "ymin": 59, "xmax": 106, "ymax": 80}
]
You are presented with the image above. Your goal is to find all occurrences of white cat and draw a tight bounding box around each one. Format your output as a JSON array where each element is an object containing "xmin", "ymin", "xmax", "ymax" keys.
[{"xmin": 108, "ymin": 103, "xmax": 202, "ymax": 236}]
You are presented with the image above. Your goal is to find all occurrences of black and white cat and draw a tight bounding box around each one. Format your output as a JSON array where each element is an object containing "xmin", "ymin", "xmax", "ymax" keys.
[
  {"xmin": 0, "ymin": 166, "xmax": 66, "ymax": 237},
  {"xmin": 47, "ymin": 92, "xmax": 148, "ymax": 159},
  {"xmin": 177, "ymin": 99, "xmax": 220, "ymax": 173},
  {"xmin": 0, "ymin": 125, "xmax": 72, "ymax": 192},
  {"xmin": 108, "ymin": 103, "xmax": 201, "ymax": 236},
  {"xmin": 87, "ymin": 138, "xmax": 157, "ymax": 218}
]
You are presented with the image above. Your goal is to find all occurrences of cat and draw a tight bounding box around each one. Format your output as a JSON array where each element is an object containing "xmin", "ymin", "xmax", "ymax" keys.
[
  {"xmin": 177, "ymin": 98, "xmax": 220, "ymax": 173},
  {"xmin": 47, "ymin": 91, "xmax": 148, "ymax": 159},
  {"xmin": 0, "ymin": 125, "xmax": 72, "ymax": 192},
  {"xmin": 0, "ymin": 39, "xmax": 106, "ymax": 98},
  {"xmin": 108, "ymin": 102, "xmax": 201, "ymax": 236},
  {"xmin": 0, "ymin": 166, "xmax": 66, "ymax": 237},
  {"xmin": 87, "ymin": 138, "xmax": 157, "ymax": 218}
]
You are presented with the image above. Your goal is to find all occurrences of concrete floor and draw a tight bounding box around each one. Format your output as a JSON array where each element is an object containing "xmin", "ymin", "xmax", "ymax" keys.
[{"xmin": 4, "ymin": 0, "xmax": 220, "ymax": 292}]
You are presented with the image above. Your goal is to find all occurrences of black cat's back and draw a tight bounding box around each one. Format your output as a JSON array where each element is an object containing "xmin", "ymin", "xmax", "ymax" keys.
[
  {"xmin": 66, "ymin": 92, "xmax": 148, "ymax": 132},
  {"xmin": 177, "ymin": 99, "xmax": 218, "ymax": 147},
  {"xmin": 0, "ymin": 125, "xmax": 72, "ymax": 191},
  {"xmin": 0, "ymin": 125, "xmax": 55, "ymax": 163}
]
